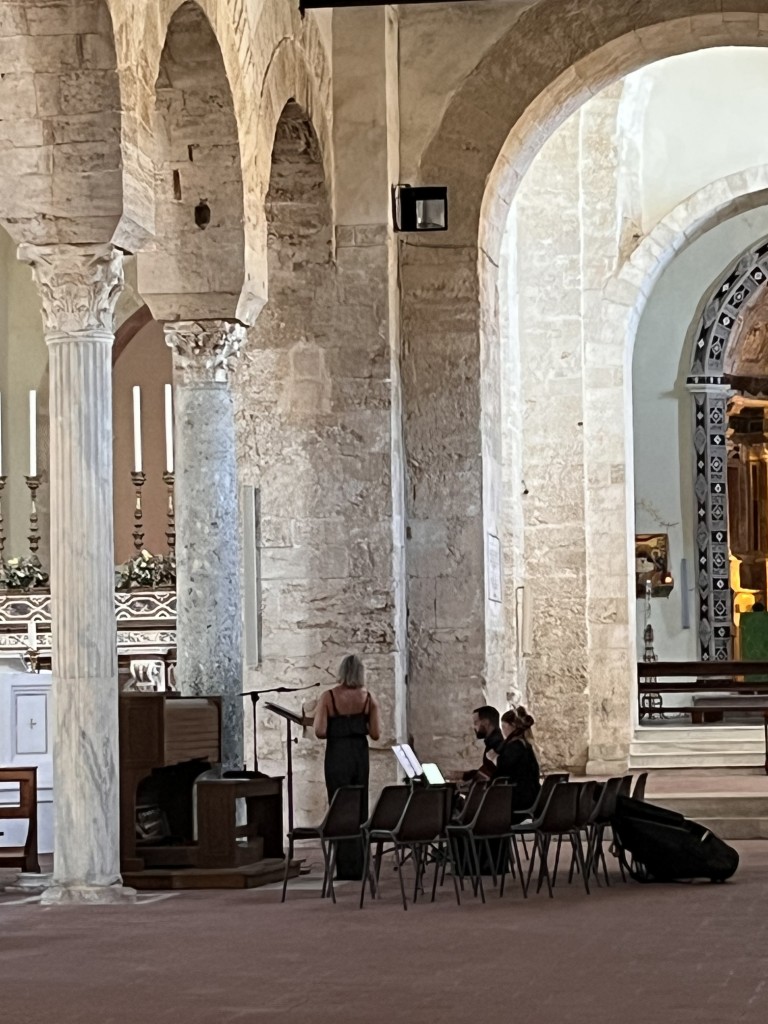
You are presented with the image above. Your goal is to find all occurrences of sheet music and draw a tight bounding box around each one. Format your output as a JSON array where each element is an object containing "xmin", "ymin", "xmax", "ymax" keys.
[
  {"xmin": 392, "ymin": 743, "xmax": 425, "ymax": 778},
  {"xmin": 264, "ymin": 702, "xmax": 304, "ymax": 727},
  {"xmin": 392, "ymin": 744, "xmax": 418, "ymax": 778},
  {"xmin": 399, "ymin": 743, "xmax": 423, "ymax": 775}
]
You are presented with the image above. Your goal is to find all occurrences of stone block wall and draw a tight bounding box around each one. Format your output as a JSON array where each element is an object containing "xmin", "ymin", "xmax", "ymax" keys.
[
  {"xmin": 401, "ymin": 241, "xmax": 488, "ymax": 767},
  {"xmin": 235, "ymin": 104, "xmax": 399, "ymax": 822},
  {"xmin": 0, "ymin": 0, "xmax": 123, "ymax": 246}
]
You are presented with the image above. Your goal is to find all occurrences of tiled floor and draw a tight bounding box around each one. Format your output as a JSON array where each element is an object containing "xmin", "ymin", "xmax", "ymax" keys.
[{"xmin": 2, "ymin": 839, "xmax": 768, "ymax": 1024}]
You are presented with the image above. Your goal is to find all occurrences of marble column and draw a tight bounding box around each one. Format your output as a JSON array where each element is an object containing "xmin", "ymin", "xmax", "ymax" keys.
[
  {"xmin": 164, "ymin": 320, "xmax": 245, "ymax": 771},
  {"xmin": 19, "ymin": 243, "xmax": 133, "ymax": 904}
]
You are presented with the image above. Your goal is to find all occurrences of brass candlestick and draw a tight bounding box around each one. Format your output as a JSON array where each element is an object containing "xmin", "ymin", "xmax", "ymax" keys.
[
  {"xmin": 25, "ymin": 646, "xmax": 40, "ymax": 674},
  {"xmin": 162, "ymin": 471, "xmax": 176, "ymax": 555},
  {"xmin": 25, "ymin": 474, "xmax": 41, "ymax": 558},
  {"xmin": 0, "ymin": 475, "xmax": 7, "ymax": 575},
  {"xmin": 131, "ymin": 471, "xmax": 146, "ymax": 553}
]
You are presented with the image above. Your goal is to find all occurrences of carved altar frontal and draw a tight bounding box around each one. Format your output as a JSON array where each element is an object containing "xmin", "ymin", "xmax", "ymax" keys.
[{"xmin": 0, "ymin": 589, "xmax": 177, "ymax": 655}]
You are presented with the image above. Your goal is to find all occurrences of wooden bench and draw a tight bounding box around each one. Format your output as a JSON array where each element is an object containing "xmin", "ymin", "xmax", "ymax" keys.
[
  {"xmin": 638, "ymin": 660, "xmax": 768, "ymax": 719},
  {"xmin": 0, "ymin": 766, "xmax": 40, "ymax": 873}
]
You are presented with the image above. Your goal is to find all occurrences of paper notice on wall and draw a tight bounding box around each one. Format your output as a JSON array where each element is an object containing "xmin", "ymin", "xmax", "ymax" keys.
[{"xmin": 487, "ymin": 534, "xmax": 502, "ymax": 603}]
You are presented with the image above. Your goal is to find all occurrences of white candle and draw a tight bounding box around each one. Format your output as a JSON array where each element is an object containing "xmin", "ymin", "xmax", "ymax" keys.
[
  {"xmin": 27, "ymin": 619, "xmax": 37, "ymax": 649},
  {"xmin": 132, "ymin": 386, "xmax": 143, "ymax": 473},
  {"xmin": 29, "ymin": 390, "xmax": 36, "ymax": 477},
  {"xmin": 164, "ymin": 384, "xmax": 174, "ymax": 474}
]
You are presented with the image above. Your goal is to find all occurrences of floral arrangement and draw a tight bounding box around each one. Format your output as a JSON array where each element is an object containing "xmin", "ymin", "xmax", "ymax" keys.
[
  {"xmin": 115, "ymin": 549, "xmax": 176, "ymax": 591},
  {"xmin": 0, "ymin": 556, "xmax": 49, "ymax": 590}
]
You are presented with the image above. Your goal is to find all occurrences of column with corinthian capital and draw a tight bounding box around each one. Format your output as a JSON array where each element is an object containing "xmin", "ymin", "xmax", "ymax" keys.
[
  {"xmin": 19, "ymin": 243, "xmax": 133, "ymax": 904},
  {"xmin": 165, "ymin": 320, "xmax": 245, "ymax": 771}
]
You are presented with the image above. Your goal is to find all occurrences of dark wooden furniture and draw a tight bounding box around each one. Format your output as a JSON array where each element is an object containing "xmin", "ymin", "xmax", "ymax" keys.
[
  {"xmin": 196, "ymin": 776, "xmax": 284, "ymax": 868},
  {"xmin": 638, "ymin": 660, "xmax": 768, "ymax": 718},
  {"xmin": 0, "ymin": 766, "xmax": 40, "ymax": 872},
  {"xmin": 119, "ymin": 692, "xmax": 221, "ymax": 872},
  {"xmin": 638, "ymin": 660, "xmax": 768, "ymax": 771}
]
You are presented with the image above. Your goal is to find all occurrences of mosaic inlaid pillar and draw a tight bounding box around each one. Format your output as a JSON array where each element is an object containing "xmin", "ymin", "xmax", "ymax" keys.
[
  {"xmin": 688, "ymin": 379, "xmax": 732, "ymax": 660},
  {"xmin": 164, "ymin": 320, "xmax": 245, "ymax": 771},
  {"xmin": 20, "ymin": 243, "xmax": 133, "ymax": 904}
]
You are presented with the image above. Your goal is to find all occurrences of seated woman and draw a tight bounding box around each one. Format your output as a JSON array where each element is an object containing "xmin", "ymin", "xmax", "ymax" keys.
[{"xmin": 488, "ymin": 707, "xmax": 541, "ymax": 818}]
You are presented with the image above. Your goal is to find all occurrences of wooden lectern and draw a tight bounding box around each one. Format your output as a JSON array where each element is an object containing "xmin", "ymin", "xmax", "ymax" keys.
[{"xmin": 119, "ymin": 692, "xmax": 288, "ymax": 884}]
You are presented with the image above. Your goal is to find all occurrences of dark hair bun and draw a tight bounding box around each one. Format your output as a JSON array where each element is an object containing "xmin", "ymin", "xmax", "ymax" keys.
[{"xmin": 516, "ymin": 705, "xmax": 535, "ymax": 728}]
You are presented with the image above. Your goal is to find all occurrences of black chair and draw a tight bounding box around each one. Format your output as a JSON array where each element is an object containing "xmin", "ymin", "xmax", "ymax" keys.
[
  {"xmin": 516, "ymin": 772, "xmax": 569, "ymax": 859},
  {"xmin": 361, "ymin": 786, "xmax": 458, "ymax": 910},
  {"xmin": 361, "ymin": 785, "xmax": 412, "ymax": 894},
  {"xmin": 447, "ymin": 782, "xmax": 525, "ymax": 903},
  {"xmin": 511, "ymin": 782, "xmax": 590, "ymax": 897},
  {"xmin": 560, "ymin": 780, "xmax": 599, "ymax": 886},
  {"xmin": 631, "ymin": 771, "xmax": 648, "ymax": 801},
  {"xmin": 281, "ymin": 786, "xmax": 365, "ymax": 903},
  {"xmin": 585, "ymin": 776, "xmax": 626, "ymax": 885}
]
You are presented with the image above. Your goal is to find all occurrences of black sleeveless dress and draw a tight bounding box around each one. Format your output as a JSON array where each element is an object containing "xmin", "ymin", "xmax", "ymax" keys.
[{"xmin": 324, "ymin": 690, "xmax": 370, "ymax": 880}]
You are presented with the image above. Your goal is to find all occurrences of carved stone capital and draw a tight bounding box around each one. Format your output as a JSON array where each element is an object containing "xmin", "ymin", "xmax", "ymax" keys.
[
  {"xmin": 18, "ymin": 244, "xmax": 124, "ymax": 338},
  {"xmin": 164, "ymin": 320, "xmax": 246, "ymax": 384}
]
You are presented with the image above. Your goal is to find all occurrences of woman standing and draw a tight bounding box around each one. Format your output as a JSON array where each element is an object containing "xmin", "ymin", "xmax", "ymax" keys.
[{"xmin": 313, "ymin": 654, "xmax": 381, "ymax": 879}]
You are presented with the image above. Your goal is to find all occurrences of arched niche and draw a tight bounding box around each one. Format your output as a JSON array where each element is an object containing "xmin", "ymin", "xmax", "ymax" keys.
[
  {"xmin": 688, "ymin": 236, "xmax": 768, "ymax": 658},
  {"xmin": 137, "ymin": 0, "xmax": 245, "ymax": 322}
]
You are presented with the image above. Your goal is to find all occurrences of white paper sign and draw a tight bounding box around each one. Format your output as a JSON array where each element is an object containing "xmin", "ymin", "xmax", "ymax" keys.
[{"xmin": 487, "ymin": 534, "xmax": 502, "ymax": 603}]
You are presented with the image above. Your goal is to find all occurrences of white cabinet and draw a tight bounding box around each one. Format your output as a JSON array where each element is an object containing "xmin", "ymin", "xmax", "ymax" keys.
[{"xmin": 0, "ymin": 659, "xmax": 53, "ymax": 853}]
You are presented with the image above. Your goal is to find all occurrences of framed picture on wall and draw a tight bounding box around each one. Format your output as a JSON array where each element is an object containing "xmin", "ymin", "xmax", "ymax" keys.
[{"xmin": 635, "ymin": 532, "xmax": 674, "ymax": 598}]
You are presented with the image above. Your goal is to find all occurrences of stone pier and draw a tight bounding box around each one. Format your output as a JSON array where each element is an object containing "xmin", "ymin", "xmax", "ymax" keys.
[
  {"xmin": 165, "ymin": 320, "xmax": 245, "ymax": 772},
  {"xmin": 20, "ymin": 243, "xmax": 134, "ymax": 904}
]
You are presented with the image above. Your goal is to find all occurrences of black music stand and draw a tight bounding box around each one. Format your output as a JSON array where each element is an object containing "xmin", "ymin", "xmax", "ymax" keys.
[
  {"xmin": 242, "ymin": 683, "xmax": 317, "ymax": 776},
  {"xmin": 264, "ymin": 701, "xmax": 308, "ymax": 857}
]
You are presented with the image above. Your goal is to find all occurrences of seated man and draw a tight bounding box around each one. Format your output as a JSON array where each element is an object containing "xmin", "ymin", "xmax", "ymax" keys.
[{"xmin": 462, "ymin": 705, "xmax": 503, "ymax": 782}]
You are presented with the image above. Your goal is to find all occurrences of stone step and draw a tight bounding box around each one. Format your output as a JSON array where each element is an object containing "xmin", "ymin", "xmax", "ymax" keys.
[
  {"xmin": 631, "ymin": 738, "xmax": 765, "ymax": 754},
  {"xmin": 646, "ymin": 794, "xmax": 768, "ymax": 839},
  {"xmin": 651, "ymin": 794, "xmax": 768, "ymax": 817},
  {"xmin": 630, "ymin": 751, "xmax": 764, "ymax": 769},
  {"xmin": 629, "ymin": 726, "xmax": 765, "ymax": 769}
]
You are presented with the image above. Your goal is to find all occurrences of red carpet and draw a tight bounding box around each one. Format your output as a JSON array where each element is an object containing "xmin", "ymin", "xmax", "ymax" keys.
[{"xmin": 2, "ymin": 843, "xmax": 768, "ymax": 1024}]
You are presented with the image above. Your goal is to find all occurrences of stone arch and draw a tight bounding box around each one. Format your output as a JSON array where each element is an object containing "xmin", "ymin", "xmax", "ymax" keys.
[
  {"xmin": 250, "ymin": 38, "xmax": 336, "ymax": 299},
  {"xmin": 420, "ymin": 7, "xmax": 768, "ymax": 250},
  {"xmin": 402, "ymin": 7, "xmax": 768, "ymax": 769},
  {"xmin": 136, "ymin": 0, "xmax": 246, "ymax": 322},
  {"xmin": 0, "ymin": 0, "xmax": 124, "ymax": 246},
  {"xmin": 599, "ymin": 169, "xmax": 768, "ymax": 675},
  {"xmin": 686, "ymin": 235, "xmax": 768, "ymax": 659},
  {"xmin": 113, "ymin": 0, "xmax": 333, "ymax": 317}
]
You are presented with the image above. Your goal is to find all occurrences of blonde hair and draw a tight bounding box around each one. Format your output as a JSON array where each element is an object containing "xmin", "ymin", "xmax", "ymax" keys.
[{"xmin": 337, "ymin": 654, "xmax": 365, "ymax": 689}]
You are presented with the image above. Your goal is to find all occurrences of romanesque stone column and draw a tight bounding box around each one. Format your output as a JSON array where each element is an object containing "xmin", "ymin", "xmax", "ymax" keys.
[
  {"xmin": 164, "ymin": 321, "xmax": 245, "ymax": 771},
  {"xmin": 19, "ymin": 243, "xmax": 132, "ymax": 904}
]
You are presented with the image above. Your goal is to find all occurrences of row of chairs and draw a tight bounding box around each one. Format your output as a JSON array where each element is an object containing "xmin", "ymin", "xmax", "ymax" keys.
[{"xmin": 282, "ymin": 771, "xmax": 647, "ymax": 909}]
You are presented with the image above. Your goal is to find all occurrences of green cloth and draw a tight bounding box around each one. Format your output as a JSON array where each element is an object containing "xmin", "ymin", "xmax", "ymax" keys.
[{"xmin": 740, "ymin": 610, "xmax": 768, "ymax": 681}]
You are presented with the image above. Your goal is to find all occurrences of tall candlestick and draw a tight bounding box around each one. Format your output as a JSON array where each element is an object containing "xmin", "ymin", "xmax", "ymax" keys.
[
  {"xmin": 164, "ymin": 384, "xmax": 174, "ymax": 474},
  {"xmin": 132, "ymin": 385, "xmax": 143, "ymax": 473},
  {"xmin": 29, "ymin": 390, "xmax": 36, "ymax": 477}
]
